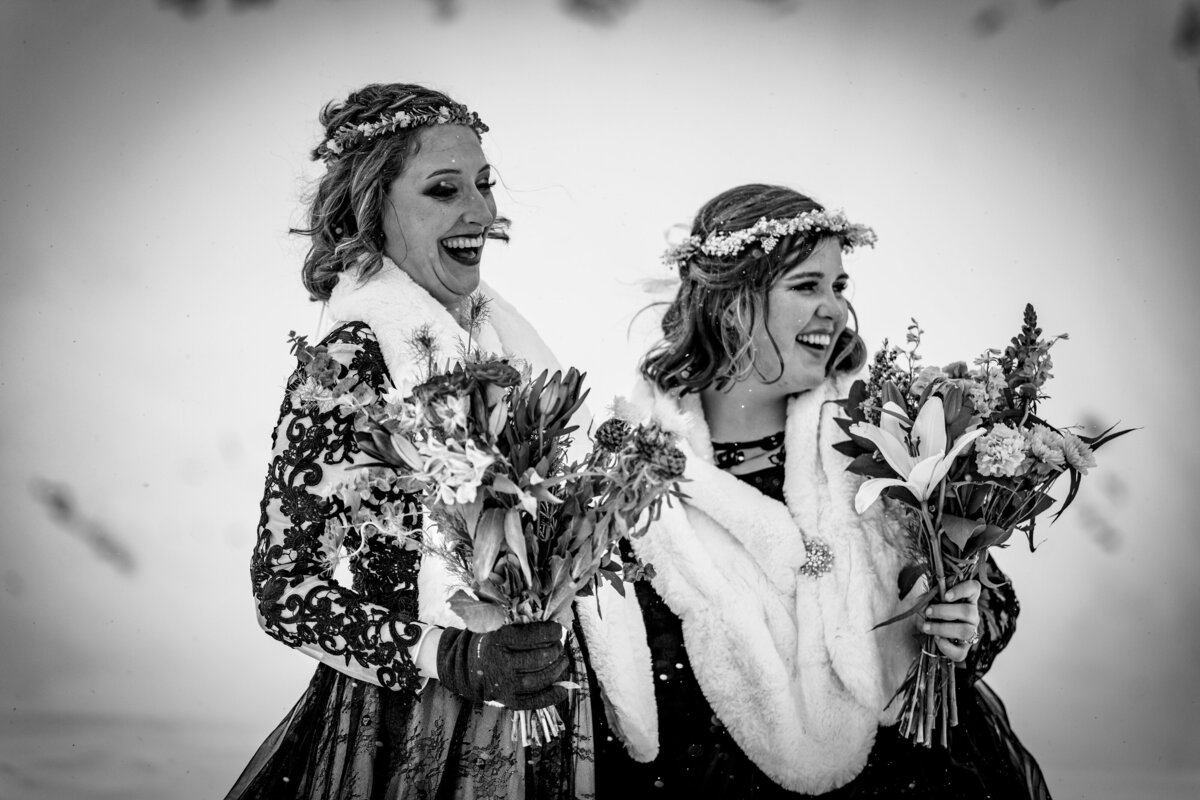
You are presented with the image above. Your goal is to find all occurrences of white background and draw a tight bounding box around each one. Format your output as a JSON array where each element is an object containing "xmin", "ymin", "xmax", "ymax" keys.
[{"xmin": 1, "ymin": 1, "xmax": 1198, "ymax": 798}]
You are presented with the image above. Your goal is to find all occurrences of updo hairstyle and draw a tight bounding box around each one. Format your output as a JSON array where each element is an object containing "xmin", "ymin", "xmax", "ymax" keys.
[{"xmin": 640, "ymin": 183, "xmax": 867, "ymax": 394}]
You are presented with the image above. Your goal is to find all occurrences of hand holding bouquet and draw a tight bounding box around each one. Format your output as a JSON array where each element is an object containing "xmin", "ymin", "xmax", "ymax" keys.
[{"xmin": 835, "ymin": 304, "xmax": 1131, "ymax": 748}]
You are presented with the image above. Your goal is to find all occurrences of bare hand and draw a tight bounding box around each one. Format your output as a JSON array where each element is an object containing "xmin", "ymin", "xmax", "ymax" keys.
[{"xmin": 919, "ymin": 579, "xmax": 982, "ymax": 664}]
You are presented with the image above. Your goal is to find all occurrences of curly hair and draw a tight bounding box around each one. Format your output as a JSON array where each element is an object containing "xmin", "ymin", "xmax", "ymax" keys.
[
  {"xmin": 641, "ymin": 184, "xmax": 867, "ymax": 395},
  {"xmin": 293, "ymin": 83, "xmax": 508, "ymax": 301}
]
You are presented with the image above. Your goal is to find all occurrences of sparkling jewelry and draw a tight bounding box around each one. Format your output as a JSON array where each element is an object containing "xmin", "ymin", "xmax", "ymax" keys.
[{"xmin": 799, "ymin": 536, "xmax": 834, "ymax": 578}]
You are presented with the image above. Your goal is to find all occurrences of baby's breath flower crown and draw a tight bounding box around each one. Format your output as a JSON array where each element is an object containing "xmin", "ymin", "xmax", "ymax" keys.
[
  {"xmin": 662, "ymin": 209, "xmax": 877, "ymax": 270},
  {"xmin": 316, "ymin": 101, "xmax": 488, "ymax": 164}
]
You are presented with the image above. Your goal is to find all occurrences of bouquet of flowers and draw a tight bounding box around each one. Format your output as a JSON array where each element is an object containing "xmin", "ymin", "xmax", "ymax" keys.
[
  {"xmin": 290, "ymin": 296, "xmax": 686, "ymax": 746},
  {"xmin": 834, "ymin": 304, "xmax": 1131, "ymax": 748}
]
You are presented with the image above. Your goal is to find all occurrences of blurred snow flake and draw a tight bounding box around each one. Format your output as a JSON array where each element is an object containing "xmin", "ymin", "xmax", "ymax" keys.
[{"xmin": 30, "ymin": 478, "xmax": 137, "ymax": 575}]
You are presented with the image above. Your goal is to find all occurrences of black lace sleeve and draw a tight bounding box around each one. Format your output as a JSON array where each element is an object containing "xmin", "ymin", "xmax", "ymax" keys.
[
  {"xmin": 250, "ymin": 322, "xmax": 425, "ymax": 694},
  {"xmin": 961, "ymin": 554, "xmax": 1020, "ymax": 685}
]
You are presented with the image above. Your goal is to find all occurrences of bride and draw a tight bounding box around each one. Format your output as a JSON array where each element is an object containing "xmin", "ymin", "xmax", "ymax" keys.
[
  {"xmin": 589, "ymin": 183, "xmax": 1052, "ymax": 799},
  {"xmin": 226, "ymin": 82, "xmax": 651, "ymax": 800}
]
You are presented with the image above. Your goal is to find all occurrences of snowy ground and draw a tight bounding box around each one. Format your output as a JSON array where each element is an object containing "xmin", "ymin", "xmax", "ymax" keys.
[{"xmin": 1, "ymin": 710, "xmax": 1197, "ymax": 800}]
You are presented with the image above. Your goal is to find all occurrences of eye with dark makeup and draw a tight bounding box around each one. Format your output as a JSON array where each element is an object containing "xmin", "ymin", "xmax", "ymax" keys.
[
  {"xmin": 425, "ymin": 176, "xmax": 495, "ymax": 201},
  {"xmin": 788, "ymin": 277, "xmax": 848, "ymax": 295},
  {"xmin": 426, "ymin": 181, "xmax": 458, "ymax": 200}
]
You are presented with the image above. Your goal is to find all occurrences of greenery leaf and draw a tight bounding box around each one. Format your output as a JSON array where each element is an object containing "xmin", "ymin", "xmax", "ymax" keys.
[
  {"xmin": 503, "ymin": 507, "xmax": 532, "ymax": 586},
  {"xmin": 472, "ymin": 508, "xmax": 506, "ymax": 579},
  {"xmin": 448, "ymin": 589, "xmax": 506, "ymax": 633},
  {"xmin": 963, "ymin": 523, "xmax": 1013, "ymax": 557},
  {"xmin": 872, "ymin": 585, "xmax": 938, "ymax": 630},
  {"xmin": 898, "ymin": 563, "xmax": 927, "ymax": 598},
  {"xmin": 941, "ymin": 513, "xmax": 983, "ymax": 552}
]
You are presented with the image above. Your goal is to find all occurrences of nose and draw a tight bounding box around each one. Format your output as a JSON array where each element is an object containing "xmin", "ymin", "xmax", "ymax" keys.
[
  {"xmin": 815, "ymin": 286, "xmax": 842, "ymax": 321},
  {"xmin": 462, "ymin": 185, "xmax": 495, "ymax": 228}
]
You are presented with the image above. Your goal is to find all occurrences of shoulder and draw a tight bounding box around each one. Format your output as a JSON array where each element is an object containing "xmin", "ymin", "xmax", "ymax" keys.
[{"xmin": 286, "ymin": 322, "xmax": 392, "ymax": 399}]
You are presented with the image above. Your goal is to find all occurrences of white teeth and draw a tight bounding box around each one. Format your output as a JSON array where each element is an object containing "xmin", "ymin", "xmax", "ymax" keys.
[
  {"xmin": 797, "ymin": 333, "xmax": 832, "ymax": 347},
  {"xmin": 442, "ymin": 235, "xmax": 484, "ymax": 249}
]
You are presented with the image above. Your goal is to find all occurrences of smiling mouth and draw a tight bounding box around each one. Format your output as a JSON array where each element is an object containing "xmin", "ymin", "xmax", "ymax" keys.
[
  {"xmin": 796, "ymin": 331, "xmax": 834, "ymax": 354},
  {"xmin": 440, "ymin": 234, "xmax": 485, "ymax": 266}
]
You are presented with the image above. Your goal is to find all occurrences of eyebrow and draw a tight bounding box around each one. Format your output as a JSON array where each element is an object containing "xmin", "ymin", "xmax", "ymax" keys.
[
  {"xmin": 782, "ymin": 270, "xmax": 848, "ymax": 281},
  {"xmin": 425, "ymin": 164, "xmax": 492, "ymax": 179}
]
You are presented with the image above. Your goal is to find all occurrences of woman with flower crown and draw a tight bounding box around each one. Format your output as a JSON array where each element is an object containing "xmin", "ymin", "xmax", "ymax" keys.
[
  {"xmin": 585, "ymin": 184, "xmax": 1052, "ymax": 798},
  {"xmin": 224, "ymin": 82, "xmax": 652, "ymax": 800}
]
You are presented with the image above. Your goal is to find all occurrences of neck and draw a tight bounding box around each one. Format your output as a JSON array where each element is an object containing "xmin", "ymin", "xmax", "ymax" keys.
[{"xmin": 700, "ymin": 382, "xmax": 789, "ymax": 443}]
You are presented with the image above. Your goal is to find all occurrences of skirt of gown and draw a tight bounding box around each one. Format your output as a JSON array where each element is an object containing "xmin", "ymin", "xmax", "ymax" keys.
[
  {"xmin": 588, "ymin": 579, "xmax": 1051, "ymax": 800},
  {"xmin": 225, "ymin": 633, "xmax": 595, "ymax": 800}
]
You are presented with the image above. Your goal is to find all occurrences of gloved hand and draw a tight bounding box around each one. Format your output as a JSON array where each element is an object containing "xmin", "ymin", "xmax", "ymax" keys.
[{"xmin": 436, "ymin": 621, "xmax": 569, "ymax": 710}]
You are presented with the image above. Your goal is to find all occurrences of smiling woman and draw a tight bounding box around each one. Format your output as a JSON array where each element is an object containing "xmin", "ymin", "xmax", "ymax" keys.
[
  {"xmin": 380, "ymin": 125, "xmax": 500, "ymax": 309},
  {"xmin": 224, "ymin": 83, "xmax": 596, "ymax": 800},
  {"xmin": 588, "ymin": 183, "xmax": 1051, "ymax": 798},
  {"xmin": 294, "ymin": 83, "xmax": 509, "ymax": 307}
]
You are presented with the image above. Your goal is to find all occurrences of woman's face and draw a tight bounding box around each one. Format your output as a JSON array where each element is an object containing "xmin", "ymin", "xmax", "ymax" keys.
[
  {"xmin": 749, "ymin": 237, "xmax": 850, "ymax": 396},
  {"xmin": 381, "ymin": 124, "xmax": 498, "ymax": 310}
]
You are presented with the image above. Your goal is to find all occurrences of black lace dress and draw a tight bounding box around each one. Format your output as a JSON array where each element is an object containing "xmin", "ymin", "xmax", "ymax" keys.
[
  {"xmin": 226, "ymin": 323, "xmax": 592, "ymax": 800},
  {"xmin": 590, "ymin": 460, "xmax": 1051, "ymax": 800}
]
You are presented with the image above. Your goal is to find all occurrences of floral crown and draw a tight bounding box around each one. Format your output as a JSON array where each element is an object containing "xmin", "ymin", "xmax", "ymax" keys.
[
  {"xmin": 661, "ymin": 208, "xmax": 877, "ymax": 270},
  {"xmin": 316, "ymin": 99, "xmax": 488, "ymax": 164}
]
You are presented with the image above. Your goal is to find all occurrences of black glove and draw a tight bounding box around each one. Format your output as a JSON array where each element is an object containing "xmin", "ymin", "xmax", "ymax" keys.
[{"xmin": 436, "ymin": 621, "xmax": 570, "ymax": 710}]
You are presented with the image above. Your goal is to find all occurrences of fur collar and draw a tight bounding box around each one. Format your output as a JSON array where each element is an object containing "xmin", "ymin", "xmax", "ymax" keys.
[
  {"xmin": 617, "ymin": 377, "xmax": 921, "ymax": 793},
  {"xmin": 325, "ymin": 258, "xmax": 658, "ymax": 763}
]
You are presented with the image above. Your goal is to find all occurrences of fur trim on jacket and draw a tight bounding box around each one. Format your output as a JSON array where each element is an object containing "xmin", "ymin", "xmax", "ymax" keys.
[
  {"xmin": 613, "ymin": 377, "xmax": 921, "ymax": 793},
  {"xmin": 325, "ymin": 259, "xmax": 658, "ymax": 762}
]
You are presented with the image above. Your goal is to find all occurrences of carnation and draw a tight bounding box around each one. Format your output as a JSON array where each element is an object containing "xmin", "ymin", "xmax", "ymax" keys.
[
  {"xmin": 1060, "ymin": 432, "xmax": 1097, "ymax": 475},
  {"xmin": 1024, "ymin": 424, "xmax": 1066, "ymax": 475},
  {"xmin": 975, "ymin": 423, "xmax": 1029, "ymax": 478}
]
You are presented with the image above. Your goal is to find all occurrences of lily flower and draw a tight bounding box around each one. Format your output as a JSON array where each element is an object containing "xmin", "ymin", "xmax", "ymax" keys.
[{"xmin": 850, "ymin": 398, "xmax": 985, "ymax": 514}]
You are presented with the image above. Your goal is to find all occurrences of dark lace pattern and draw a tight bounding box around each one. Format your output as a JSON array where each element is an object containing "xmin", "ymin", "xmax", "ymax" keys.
[{"xmin": 251, "ymin": 322, "xmax": 424, "ymax": 694}]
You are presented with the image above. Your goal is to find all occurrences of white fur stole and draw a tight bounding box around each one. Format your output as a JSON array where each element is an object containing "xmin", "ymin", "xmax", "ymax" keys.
[
  {"xmin": 324, "ymin": 258, "xmax": 658, "ymax": 762},
  {"xmin": 618, "ymin": 377, "xmax": 921, "ymax": 793}
]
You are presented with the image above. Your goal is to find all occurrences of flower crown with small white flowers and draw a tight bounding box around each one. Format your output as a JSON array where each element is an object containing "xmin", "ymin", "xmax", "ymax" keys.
[
  {"xmin": 316, "ymin": 100, "xmax": 488, "ymax": 164},
  {"xmin": 661, "ymin": 208, "xmax": 877, "ymax": 269}
]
